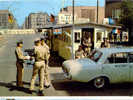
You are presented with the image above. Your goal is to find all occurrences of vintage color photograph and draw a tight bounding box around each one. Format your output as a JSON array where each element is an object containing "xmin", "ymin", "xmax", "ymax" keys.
[{"xmin": 0, "ymin": 0, "xmax": 133, "ymax": 96}]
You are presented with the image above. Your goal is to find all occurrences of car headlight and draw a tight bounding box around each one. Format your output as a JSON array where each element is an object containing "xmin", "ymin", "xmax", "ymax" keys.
[{"xmin": 62, "ymin": 64, "xmax": 70, "ymax": 75}]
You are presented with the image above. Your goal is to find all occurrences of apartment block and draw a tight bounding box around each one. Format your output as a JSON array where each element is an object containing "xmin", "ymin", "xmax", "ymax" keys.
[{"xmin": 58, "ymin": 6, "xmax": 105, "ymax": 24}]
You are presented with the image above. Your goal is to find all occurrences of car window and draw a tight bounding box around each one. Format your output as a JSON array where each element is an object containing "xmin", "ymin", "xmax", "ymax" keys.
[
  {"xmin": 88, "ymin": 50, "xmax": 103, "ymax": 62},
  {"xmin": 128, "ymin": 53, "xmax": 133, "ymax": 63},
  {"xmin": 106, "ymin": 52, "xmax": 128, "ymax": 64}
]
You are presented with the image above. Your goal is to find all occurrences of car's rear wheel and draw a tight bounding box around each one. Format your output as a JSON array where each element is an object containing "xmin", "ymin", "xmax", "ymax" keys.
[{"xmin": 93, "ymin": 77, "xmax": 108, "ymax": 89}]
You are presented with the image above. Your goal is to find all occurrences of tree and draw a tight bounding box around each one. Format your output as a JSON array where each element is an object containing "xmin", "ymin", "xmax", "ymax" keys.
[{"xmin": 119, "ymin": 0, "xmax": 133, "ymax": 43}]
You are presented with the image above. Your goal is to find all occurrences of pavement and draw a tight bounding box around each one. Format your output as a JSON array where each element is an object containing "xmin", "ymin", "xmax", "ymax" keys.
[
  {"xmin": 1, "ymin": 34, "xmax": 133, "ymax": 96},
  {"xmin": 0, "ymin": 34, "xmax": 69, "ymax": 96}
]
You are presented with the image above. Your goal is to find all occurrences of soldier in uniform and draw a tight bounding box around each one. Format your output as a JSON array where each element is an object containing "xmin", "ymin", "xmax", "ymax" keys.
[
  {"xmin": 15, "ymin": 40, "xmax": 30, "ymax": 87},
  {"xmin": 82, "ymin": 33, "xmax": 92, "ymax": 53},
  {"xmin": 29, "ymin": 38, "xmax": 47, "ymax": 95},
  {"xmin": 40, "ymin": 37, "xmax": 51, "ymax": 88},
  {"xmin": 75, "ymin": 45, "xmax": 84, "ymax": 59},
  {"xmin": 101, "ymin": 38, "xmax": 110, "ymax": 48}
]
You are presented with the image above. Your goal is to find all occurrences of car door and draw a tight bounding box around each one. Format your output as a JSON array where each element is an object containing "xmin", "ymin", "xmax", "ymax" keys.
[
  {"xmin": 102, "ymin": 52, "xmax": 130, "ymax": 83},
  {"xmin": 128, "ymin": 53, "xmax": 133, "ymax": 82}
]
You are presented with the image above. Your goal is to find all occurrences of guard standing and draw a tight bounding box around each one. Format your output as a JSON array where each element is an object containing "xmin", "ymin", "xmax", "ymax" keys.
[
  {"xmin": 15, "ymin": 40, "xmax": 30, "ymax": 87},
  {"xmin": 29, "ymin": 38, "xmax": 47, "ymax": 95},
  {"xmin": 40, "ymin": 37, "xmax": 51, "ymax": 88}
]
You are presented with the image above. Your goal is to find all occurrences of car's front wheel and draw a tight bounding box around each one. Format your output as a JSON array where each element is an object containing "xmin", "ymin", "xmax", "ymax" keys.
[{"xmin": 93, "ymin": 77, "xmax": 109, "ymax": 89}]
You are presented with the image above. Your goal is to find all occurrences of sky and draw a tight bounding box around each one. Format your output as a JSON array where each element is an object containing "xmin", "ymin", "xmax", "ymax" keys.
[{"xmin": 0, "ymin": 0, "xmax": 105, "ymax": 26}]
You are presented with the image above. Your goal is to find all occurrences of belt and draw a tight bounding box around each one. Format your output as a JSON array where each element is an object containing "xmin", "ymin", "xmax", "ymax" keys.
[{"xmin": 35, "ymin": 60, "xmax": 44, "ymax": 62}]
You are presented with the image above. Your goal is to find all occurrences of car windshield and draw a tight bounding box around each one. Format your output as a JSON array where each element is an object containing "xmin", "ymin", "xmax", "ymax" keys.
[{"xmin": 88, "ymin": 50, "xmax": 103, "ymax": 62}]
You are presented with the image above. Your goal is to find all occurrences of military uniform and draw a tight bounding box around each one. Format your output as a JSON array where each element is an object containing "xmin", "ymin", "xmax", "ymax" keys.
[
  {"xmin": 41, "ymin": 43, "xmax": 51, "ymax": 87},
  {"xmin": 82, "ymin": 37, "xmax": 92, "ymax": 53},
  {"xmin": 101, "ymin": 38, "xmax": 110, "ymax": 48},
  {"xmin": 15, "ymin": 46, "xmax": 28, "ymax": 87},
  {"xmin": 75, "ymin": 50, "xmax": 84, "ymax": 59},
  {"xmin": 30, "ymin": 44, "xmax": 47, "ymax": 91}
]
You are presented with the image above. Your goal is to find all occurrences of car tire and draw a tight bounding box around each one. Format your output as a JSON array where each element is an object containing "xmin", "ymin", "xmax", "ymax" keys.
[{"xmin": 93, "ymin": 77, "xmax": 109, "ymax": 89}]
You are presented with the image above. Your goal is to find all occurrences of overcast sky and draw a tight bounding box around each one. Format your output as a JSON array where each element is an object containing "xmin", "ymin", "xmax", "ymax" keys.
[{"xmin": 0, "ymin": 0, "xmax": 105, "ymax": 26}]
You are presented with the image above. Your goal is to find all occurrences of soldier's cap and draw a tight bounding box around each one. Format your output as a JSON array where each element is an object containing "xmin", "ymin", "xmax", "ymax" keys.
[
  {"xmin": 17, "ymin": 40, "xmax": 23, "ymax": 44},
  {"xmin": 34, "ymin": 38, "xmax": 40, "ymax": 43},
  {"xmin": 40, "ymin": 37, "xmax": 45, "ymax": 41}
]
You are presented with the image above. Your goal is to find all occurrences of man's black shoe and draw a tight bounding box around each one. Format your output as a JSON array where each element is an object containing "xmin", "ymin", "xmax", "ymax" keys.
[
  {"xmin": 44, "ymin": 85, "xmax": 50, "ymax": 88},
  {"xmin": 28, "ymin": 90, "xmax": 33, "ymax": 94},
  {"xmin": 38, "ymin": 90, "xmax": 44, "ymax": 96}
]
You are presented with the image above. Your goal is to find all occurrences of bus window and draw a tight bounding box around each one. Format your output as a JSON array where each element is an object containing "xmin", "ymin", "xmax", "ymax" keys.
[{"xmin": 75, "ymin": 32, "xmax": 80, "ymax": 43}]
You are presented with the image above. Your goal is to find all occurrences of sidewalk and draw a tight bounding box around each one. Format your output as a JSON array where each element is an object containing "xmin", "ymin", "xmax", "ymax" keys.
[
  {"xmin": 0, "ymin": 35, "xmax": 7, "ymax": 48},
  {"xmin": 0, "ymin": 65, "xmax": 64, "ymax": 96}
]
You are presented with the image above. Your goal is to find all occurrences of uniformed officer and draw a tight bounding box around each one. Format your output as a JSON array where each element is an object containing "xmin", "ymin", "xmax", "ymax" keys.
[
  {"xmin": 75, "ymin": 45, "xmax": 84, "ymax": 59},
  {"xmin": 40, "ymin": 37, "xmax": 49, "ymax": 50},
  {"xmin": 15, "ymin": 40, "xmax": 30, "ymax": 87},
  {"xmin": 29, "ymin": 38, "xmax": 47, "ymax": 95},
  {"xmin": 101, "ymin": 37, "xmax": 110, "ymax": 48},
  {"xmin": 40, "ymin": 37, "xmax": 51, "ymax": 88}
]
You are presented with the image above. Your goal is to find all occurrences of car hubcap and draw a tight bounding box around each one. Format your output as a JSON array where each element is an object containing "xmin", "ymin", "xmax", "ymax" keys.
[{"xmin": 94, "ymin": 78, "xmax": 105, "ymax": 88}]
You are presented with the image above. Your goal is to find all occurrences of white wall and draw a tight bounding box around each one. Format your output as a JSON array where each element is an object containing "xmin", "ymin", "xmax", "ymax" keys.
[{"xmin": 0, "ymin": 29, "xmax": 36, "ymax": 34}]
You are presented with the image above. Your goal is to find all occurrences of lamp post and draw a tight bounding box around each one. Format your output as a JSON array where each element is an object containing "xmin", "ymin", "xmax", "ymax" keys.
[
  {"xmin": 97, "ymin": 0, "xmax": 99, "ymax": 23},
  {"xmin": 72, "ymin": 0, "xmax": 75, "ymax": 59}
]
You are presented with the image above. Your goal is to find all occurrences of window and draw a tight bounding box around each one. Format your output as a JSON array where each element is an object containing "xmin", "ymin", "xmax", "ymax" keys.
[
  {"xmin": 75, "ymin": 32, "xmax": 80, "ymax": 43},
  {"xmin": 89, "ymin": 50, "xmax": 102, "ymax": 62},
  {"xmin": 96, "ymin": 32, "xmax": 102, "ymax": 42},
  {"xmin": 112, "ymin": 8, "xmax": 121, "ymax": 19},
  {"xmin": 128, "ymin": 53, "xmax": 133, "ymax": 63},
  {"xmin": 106, "ymin": 52, "xmax": 128, "ymax": 64}
]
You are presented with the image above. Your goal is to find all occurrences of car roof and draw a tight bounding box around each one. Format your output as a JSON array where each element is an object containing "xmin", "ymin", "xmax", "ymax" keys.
[
  {"xmin": 98, "ymin": 47, "xmax": 133, "ymax": 55},
  {"xmin": 96, "ymin": 47, "xmax": 133, "ymax": 64}
]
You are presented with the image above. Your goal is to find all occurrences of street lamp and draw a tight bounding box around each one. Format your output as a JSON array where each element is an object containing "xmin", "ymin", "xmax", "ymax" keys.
[
  {"xmin": 72, "ymin": 0, "xmax": 75, "ymax": 59},
  {"xmin": 97, "ymin": 0, "xmax": 99, "ymax": 23}
]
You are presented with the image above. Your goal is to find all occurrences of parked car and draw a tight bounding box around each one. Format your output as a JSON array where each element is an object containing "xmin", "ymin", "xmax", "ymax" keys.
[{"xmin": 62, "ymin": 47, "xmax": 133, "ymax": 88}]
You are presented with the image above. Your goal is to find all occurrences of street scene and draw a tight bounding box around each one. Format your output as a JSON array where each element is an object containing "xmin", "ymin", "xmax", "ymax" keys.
[
  {"xmin": 1, "ymin": 33, "xmax": 133, "ymax": 96},
  {"xmin": 0, "ymin": 0, "xmax": 133, "ymax": 96}
]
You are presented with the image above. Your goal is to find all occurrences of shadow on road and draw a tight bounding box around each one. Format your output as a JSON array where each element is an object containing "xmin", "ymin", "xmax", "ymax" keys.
[
  {"xmin": 49, "ymin": 52, "xmax": 65, "ymax": 67},
  {"xmin": 52, "ymin": 79, "xmax": 133, "ymax": 96},
  {"xmin": 0, "ymin": 81, "xmax": 36, "ymax": 94}
]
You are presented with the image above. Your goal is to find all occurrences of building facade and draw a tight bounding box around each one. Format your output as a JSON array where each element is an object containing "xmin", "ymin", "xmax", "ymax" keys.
[
  {"xmin": 58, "ymin": 6, "xmax": 105, "ymax": 24},
  {"xmin": 25, "ymin": 12, "xmax": 50, "ymax": 29},
  {"xmin": 0, "ymin": 10, "xmax": 18, "ymax": 29},
  {"xmin": 22, "ymin": 17, "xmax": 29, "ymax": 29},
  {"xmin": 105, "ymin": 0, "xmax": 123, "ymax": 24}
]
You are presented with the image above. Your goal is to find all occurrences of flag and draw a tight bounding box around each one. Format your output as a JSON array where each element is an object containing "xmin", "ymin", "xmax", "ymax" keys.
[
  {"xmin": 50, "ymin": 14, "xmax": 55, "ymax": 22},
  {"xmin": 8, "ymin": 13, "xmax": 14, "ymax": 24}
]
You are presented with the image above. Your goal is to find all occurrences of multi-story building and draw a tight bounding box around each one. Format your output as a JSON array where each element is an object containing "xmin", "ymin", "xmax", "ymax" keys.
[
  {"xmin": 22, "ymin": 17, "xmax": 29, "ymax": 29},
  {"xmin": 26, "ymin": 12, "xmax": 50, "ymax": 29},
  {"xmin": 105, "ymin": 0, "xmax": 123, "ymax": 24},
  {"xmin": 0, "ymin": 10, "xmax": 18, "ymax": 29},
  {"xmin": 58, "ymin": 6, "xmax": 105, "ymax": 24}
]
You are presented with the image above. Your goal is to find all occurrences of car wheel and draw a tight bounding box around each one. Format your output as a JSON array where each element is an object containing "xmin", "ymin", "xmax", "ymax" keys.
[{"xmin": 93, "ymin": 77, "xmax": 108, "ymax": 89}]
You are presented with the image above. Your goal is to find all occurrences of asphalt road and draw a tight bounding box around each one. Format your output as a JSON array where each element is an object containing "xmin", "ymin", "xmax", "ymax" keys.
[{"xmin": 0, "ymin": 34, "xmax": 133, "ymax": 96}]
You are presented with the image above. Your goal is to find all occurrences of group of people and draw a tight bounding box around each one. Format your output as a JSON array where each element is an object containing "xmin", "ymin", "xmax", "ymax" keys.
[
  {"xmin": 15, "ymin": 37, "xmax": 50, "ymax": 95},
  {"xmin": 75, "ymin": 34, "xmax": 92, "ymax": 59},
  {"xmin": 75, "ymin": 37, "xmax": 110, "ymax": 59}
]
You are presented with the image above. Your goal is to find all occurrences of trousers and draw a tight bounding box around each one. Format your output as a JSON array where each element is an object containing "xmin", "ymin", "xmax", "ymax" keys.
[
  {"xmin": 16, "ymin": 61, "xmax": 24, "ymax": 87},
  {"xmin": 44, "ymin": 64, "xmax": 50, "ymax": 86},
  {"xmin": 30, "ymin": 61, "xmax": 45, "ymax": 91}
]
